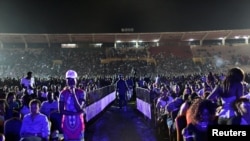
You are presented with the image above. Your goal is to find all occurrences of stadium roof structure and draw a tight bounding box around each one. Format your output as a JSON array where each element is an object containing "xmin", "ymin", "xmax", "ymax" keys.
[{"xmin": 0, "ymin": 29, "xmax": 250, "ymax": 44}]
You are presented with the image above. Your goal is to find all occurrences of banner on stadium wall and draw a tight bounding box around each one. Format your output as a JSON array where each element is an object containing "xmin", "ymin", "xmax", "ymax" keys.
[
  {"xmin": 192, "ymin": 57, "xmax": 205, "ymax": 64},
  {"xmin": 52, "ymin": 60, "xmax": 63, "ymax": 65}
]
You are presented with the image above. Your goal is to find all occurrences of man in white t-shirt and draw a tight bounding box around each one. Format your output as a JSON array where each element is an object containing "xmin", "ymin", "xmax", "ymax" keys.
[
  {"xmin": 20, "ymin": 71, "xmax": 35, "ymax": 96},
  {"xmin": 40, "ymin": 92, "xmax": 59, "ymax": 117}
]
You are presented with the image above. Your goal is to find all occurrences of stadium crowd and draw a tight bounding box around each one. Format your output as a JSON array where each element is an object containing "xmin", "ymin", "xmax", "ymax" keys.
[{"xmin": 0, "ymin": 45, "xmax": 250, "ymax": 141}]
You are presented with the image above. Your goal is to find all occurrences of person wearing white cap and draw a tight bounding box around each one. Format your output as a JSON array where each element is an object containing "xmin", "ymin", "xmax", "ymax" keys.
[{"xmin": 59, "ymin": 70, "xmax": 86, "ymax": 141}]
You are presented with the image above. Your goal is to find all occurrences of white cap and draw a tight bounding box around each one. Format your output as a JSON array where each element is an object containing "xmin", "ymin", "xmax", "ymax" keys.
[
  {"xmin": 65, "ymin": 70, "xmax": 77, "ymax": 79},
  {"xmin": 42, "ymin": 86, "xmax": 48, "ymax": 90}
]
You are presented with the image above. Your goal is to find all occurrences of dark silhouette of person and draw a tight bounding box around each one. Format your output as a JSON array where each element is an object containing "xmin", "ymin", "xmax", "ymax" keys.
[
  {"xmin": 4, "ymin": 110, "xmax": 22, "ymax": 141},
  {"xmin": 116, "ymin": 74, "xmax": 129, "ymax": 110}
]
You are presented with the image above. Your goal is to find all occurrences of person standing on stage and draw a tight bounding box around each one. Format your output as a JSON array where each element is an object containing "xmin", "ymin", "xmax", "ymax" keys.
[
  {"xmin": 59, "ymin": 70, "xmax": 86, "ymax": 141},
  {"xmin": 116, "ymin": 74, "xmax": 129, "ymax": 110}
]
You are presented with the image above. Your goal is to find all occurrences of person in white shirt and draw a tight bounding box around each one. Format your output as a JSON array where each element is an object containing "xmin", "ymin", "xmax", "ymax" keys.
[
  {"xmin": 20, "ymin": 72, "xmax": 35, "ymax": 97},
  {"xmin": 40, "ymin": 92, "xmax": 59, "ymax": 117},
  {"xmin": 40, "ymin": 86, "xmax": 49, "ymax": 99},
  {"xmin": 20, "ymin": 99, "xmax": 50, "ymax": 141}
]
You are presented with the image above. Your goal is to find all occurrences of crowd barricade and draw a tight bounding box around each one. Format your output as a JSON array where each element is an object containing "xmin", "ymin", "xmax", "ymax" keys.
[
  {"xmin": 135, "ymin": 87, "xmax": 158, "ymax": 126},
  {"xmin": 85, "ymin": 85, "xmax": 160, "ymax": 126},
  {"xmin": 85, "ymin": 85, "xmax": 115, "ymax": 122}
]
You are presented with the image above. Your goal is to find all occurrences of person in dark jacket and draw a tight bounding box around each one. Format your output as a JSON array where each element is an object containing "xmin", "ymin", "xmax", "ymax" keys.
[{"xmin": 116, "ymin": 74, "xmax": 129, "ymax": 110}]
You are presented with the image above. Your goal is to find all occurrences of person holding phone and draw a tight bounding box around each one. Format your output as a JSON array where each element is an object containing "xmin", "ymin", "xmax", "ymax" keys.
[{"xmin": 59, "ymin": 70, "xmax": 86, "ymax": 141}]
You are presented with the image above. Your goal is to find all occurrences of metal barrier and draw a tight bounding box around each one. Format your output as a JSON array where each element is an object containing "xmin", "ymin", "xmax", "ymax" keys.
[
  {"xmin": 85, "ymin": 85, "xmax": 115, "ymax": 106},
  {"xmin": 136, "ymin": 87, "xmax": 151, "ymax": 103},
  {"xmin": 85, "ymin": 85, "xmax": 116, "ymax": 122},
  {"xmin": 135, "ymin": 87, "xmax": 157, "ymax": 126}
]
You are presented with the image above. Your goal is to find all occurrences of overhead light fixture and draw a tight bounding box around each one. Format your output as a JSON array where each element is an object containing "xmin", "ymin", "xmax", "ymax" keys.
[
  {"xmin": 61, "ymin": 43, "xmax": 78, "ymax": 48},
  {"xmin": 243, "ymin": 36, "xmax": 249, "ymax": 39},
  {"xmin": 234, "ymin": 36, "xmax": 240, "ymax": 39}
]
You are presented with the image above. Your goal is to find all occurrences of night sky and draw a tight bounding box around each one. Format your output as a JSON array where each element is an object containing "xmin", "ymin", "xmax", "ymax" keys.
[{"xmin": 0, "ymin": 0, "xmax": 250, "ymax": 34}]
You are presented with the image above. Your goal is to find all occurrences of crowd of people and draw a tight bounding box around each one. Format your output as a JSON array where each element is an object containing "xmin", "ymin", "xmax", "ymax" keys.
[
  {"xmin": 150, "ymin": 67, "xmax": 250, "ymax": 141},
  {"xmin": 0, "ymin": 45, "xmax": 250, "ymax": 141},
  {"xmin": 0, "ymin": 69, "xmax": 89, "ymax": 141},
  {"xmin": 0, "ymin": 45, "xmax": 217, "ymax": 79}
]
